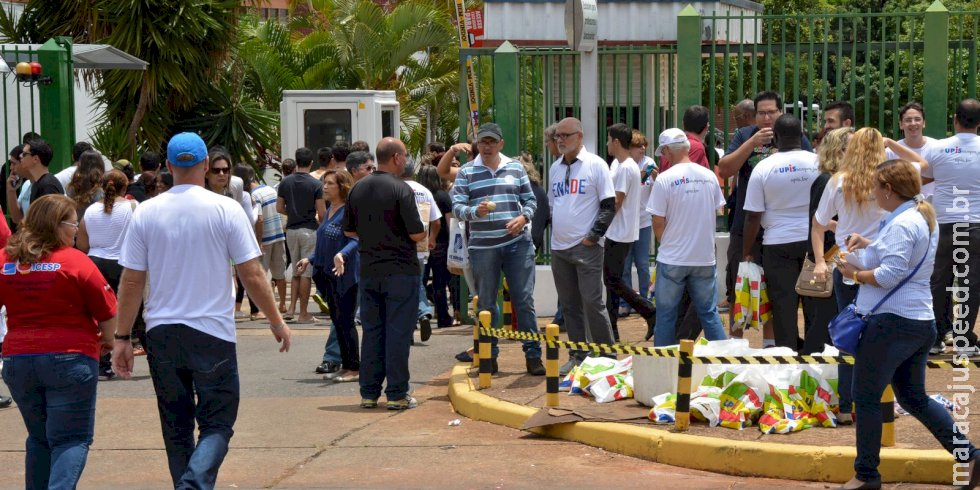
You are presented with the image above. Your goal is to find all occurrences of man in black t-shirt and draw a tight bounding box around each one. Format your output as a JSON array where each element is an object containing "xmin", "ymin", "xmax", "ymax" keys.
[
  {"xmin": 344, "ymin": 137, "xmax": 426, "ymax": 410},
  {"xmin": 21, "ymin": 139, "xmax": 64, "ymax": 204},
  {"xmin": 277, "ymin": 147, "xmax": 326, "ymax": 324}
]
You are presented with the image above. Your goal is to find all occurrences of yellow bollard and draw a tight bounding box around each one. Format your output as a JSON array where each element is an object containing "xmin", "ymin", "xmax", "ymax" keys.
[
  {"xmin": 545, "ymin": 324, "xmax": 560, "ymax": 407},
  {"xmin": 471, "ymin": 296, "xmax": 480, "ymax": 368},
  {"xmin": 881, "ymin": 384, "xmax": 895, "ymax": 447},
  {"xmin": 478, "ymin": 311, "xmax": 492, "ymax": 389},
  {"xmin": 674, "ymin": 339, "xmax": 695, "ymax": 431}
]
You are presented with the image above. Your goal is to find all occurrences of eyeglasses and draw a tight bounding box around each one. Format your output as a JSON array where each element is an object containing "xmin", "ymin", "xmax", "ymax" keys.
[
  {"xmin": 61, "ymin": 221, "xmax": 79, "ymax": 229},
  {"xmin": 757, "ymin": 110, "xmax": 781, "ymax": 118},
  {"xmin": 210, "ymin": 167, "xmax": 230, "ymax": 174},
  {"xmin": 360, "ymin": 165, "xmax": 376, "ymax": 173},
  {"xmin": 553, "ymin": 132, "xmax": 580, "ymax": 141},
  {"xmin": 20, "ymin": 151, "xmax": 33, "ymax": 158}
]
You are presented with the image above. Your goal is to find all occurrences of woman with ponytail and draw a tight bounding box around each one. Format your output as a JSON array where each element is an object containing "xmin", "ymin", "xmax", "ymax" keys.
[
  {"xmin": 76, "ymin": 169, "xmax": 137, "ymax": 378},
  {"xmin": 66, "ymin": 150, "xmax": 106, "ymax": 216},
  {"xmin": 837, "ymin": 160, "xmax": 979, "ymax": 489}
]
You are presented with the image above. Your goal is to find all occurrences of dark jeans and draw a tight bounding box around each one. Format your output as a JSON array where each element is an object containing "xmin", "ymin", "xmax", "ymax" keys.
[
  {"xmin": 2, "ymin": 353, "xmax": 98, "ymax": 490},
  {"xmin": 762, "ymin": 240, "xmax": 812, "ymax": 350},
  {"xmin": 426, "ymin": 247, "xmax": 453, "ymax": 327},
  {"xmin": 312, "ymin": 270, "xmax": 347, "ymax": 366},
  {"xmin": 317, "ymin": 268, "xmax": 360, "ymax": 371},
  {"xmin": 603, "ymin": 239, "xmax": 655, "ymax": 338},
  {"xmin": 931, "ymin": 223, "xmax": 980, "ymax": 345},
  {"xmin": 359, "ymin": 274, "xmax": 420, "ymax": 401},
  {"xmin": 832, "ymin": 268, "xmax": 858, "ymax": 410},
  {"xmin": 853, "ymin": 313, "xmax": 978, "ymax": 482},
  {"xmin": 146, "ymin": 324, "xmax": 240, "ymax": 489},
  {"xmin": 674, "ymin": 292, "xmax": 704, "ymax": 343}
]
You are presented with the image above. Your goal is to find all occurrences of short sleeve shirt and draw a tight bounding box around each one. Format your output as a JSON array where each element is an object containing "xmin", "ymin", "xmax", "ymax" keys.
[
  {"xmin": 548, "ymin": 148, "xmax": 616, "ymax": 250},
  {"xmin": 605, "ymin": 157, "xmax": 641, "ymax": 243},
  {"xmin": 922, "ymin": 133, "xmax": 980, "ymax": 224},
  {"xmin": 742, "ymin": 150, "xmax": 820, "ymax": 245},
  {"xmin": 647, "ymin": 163, "xmax": 725, "ymax": 266},
  {"xmin": 344, "ymin": 171, "xmax": 425, "ymax": 278},
  {"xmin": 29, "ymin": 173, "xmax": 65, "ymax": 203},
  {"xmin": 277, "ymin": 172, "xmax": 323, "ymax": 230}
]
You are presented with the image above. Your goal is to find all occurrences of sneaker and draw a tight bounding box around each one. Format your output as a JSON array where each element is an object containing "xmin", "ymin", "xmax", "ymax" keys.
[
  {"xmin": 315, "ymin": 361, "xmax": 341, "ymax": 375},
  {"xmin": 455, "ymin": 350, "xmax": 473, "ymax": 363},
  {"xmin": 312, "ymin": 294, "xmax": 330, "ymax": 314},
  {"xmin": 930, "ymin": 339, "xmax": 946, "ymax": 355},
  {"xmin": 360, "ymin": 398, "xmax": 379, "ymax": 409},
  {"xmin": 617, "ymin": 305, "xmax": 631, "ymax": 318},
  {"xmin": 234, "ymin": 311, "xmax": 249, "ymax": 322},
  {"xmin": 526, "ymin": 358, "xmax": 546, "ymax": 376},
  {"xmin": 945, "ymin": 331, "xmax": 956, "ymax": 346},
  {"xmin": 387, "ymin": 396, "xmax": 418, "ymax": 410},
  {"xmin": 838, "ymin": 412, "xmax": 853, "ymax": 425},
  {"xmin": 558, "ymin": 358, "xmax": 580, "ymax": 377},
  {"xmin": 98, "ymin": 368, "xmax": 115, "ymax": 381},
  {"xmin": 0, "ymin": 394, "xmax": 11, "ymax": 408},
  {"xmin": 954, "ymin": 345, "xmax": 980, "ymax": 357},
  {"xmin": 419, "ymin": 315, "xmax": 432, "ymax": 342}
]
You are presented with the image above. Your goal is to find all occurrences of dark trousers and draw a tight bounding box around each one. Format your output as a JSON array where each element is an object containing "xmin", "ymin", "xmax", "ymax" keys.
[
  {"xmin": 146, "ymin": 324, "xmax": 239, "ymax": 489},
  {"xmin": 235, "ymin": 276, "xmax": 259, "ymax": 315},
  {"xmin": 358, "ymin": 274, "xmax": 420, "ymax": 402},
  {"xmin": 832, "ymin": 268, "xmax": 858, "ymax": 411},
  {"xmin": 853, "ymin": 313, "xmax": 978, "ymax": 482},
  {"xmin": 317, "ymin": 269, "xmax": 360, "ymax": 371},
  {"xmin": 604, "ymin": 239, "xmax": 655, "ymax": 337},
  {"xmin": 91, "ymin": 256, "xmax": 145, "ymax": 349},
  {"xmin": 931, "ymin": 222, "xmax": 980, "ymax": 346},
  {"xmin": 762, "ymin": 240, "xmax": 813, "ymax": 350},
  {"xmin": 426, "ymin": 247, "xmax": 453, "ymax": 327},
  {"xmin": 674, "ymin": 292, "xmax": 705, "ymax": 342}
]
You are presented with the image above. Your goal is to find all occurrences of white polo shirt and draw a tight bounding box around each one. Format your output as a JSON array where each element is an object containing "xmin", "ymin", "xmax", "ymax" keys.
[
  {"xmin": 647, "ymin": 162, "xmax": 725, "ymax": 266},
  {"xmin": 743, "ymin": 150, "xmax": 820, "ymax": 245},
  {"xmin": 605, "ymin": 157, "xmax": 641, "ymax": 243},
  {"xmin": 548, "ymin": 147, "xmax": 615, "ymax": 251}
]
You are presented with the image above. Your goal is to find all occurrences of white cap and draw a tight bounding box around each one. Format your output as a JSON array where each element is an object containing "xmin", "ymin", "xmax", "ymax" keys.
[{"xmin": 654, "ymin": 128, "xmax": 688, "ymax": 156}]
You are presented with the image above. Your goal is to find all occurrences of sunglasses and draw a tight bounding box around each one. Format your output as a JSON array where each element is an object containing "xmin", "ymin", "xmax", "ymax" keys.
[{"xmin": 210, "ymin": 167, "xmax": 230, "ymax": 175}]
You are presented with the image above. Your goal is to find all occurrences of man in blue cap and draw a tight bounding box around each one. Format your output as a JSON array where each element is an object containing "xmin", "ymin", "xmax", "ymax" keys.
[{"xmin": 112, "ymin": 132, "xmax": 291, "ymax": 489}]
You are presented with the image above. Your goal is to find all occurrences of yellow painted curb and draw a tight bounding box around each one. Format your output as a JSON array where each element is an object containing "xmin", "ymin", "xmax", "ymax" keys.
[{"xmin": 448, "ymin": 364, "xmax": 956, "ymax": 484}]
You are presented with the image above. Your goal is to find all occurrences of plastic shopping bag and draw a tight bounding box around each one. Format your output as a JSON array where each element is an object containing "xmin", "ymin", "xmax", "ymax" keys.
[
  {"xmin": 647, "ymin": 264, "xmax": 657, "ymax": 304},
  {"xmin": 447, "ymin": 218, "xmax": 468, "ymax": 275},
  {"xmin": 732, "ymin": 262, "xmax": 773, "ymax": 331}
]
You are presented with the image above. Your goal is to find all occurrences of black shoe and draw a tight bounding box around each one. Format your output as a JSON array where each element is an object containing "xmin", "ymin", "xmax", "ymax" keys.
[
  {"xmin": 526, "ymin": 358, "xmax": 546, "ymax": 376},
  {"xmin": 419, "ymin": 315, "xmax": 432, "ymax": 342},
  {"xmin": 315, "ymin": 361, "xmax": 340, "ymax": 375},
  {"xmin": 455, "ymin": 350, "xmax": 473, "ymax": 363},
  {"xmin": 0, "ymin": 394, "xmax": 11, "ymax": 408},
  {"xmin": 98, "ymin": 368, "xmax": 115, "ymax": 381},
  {"xmin": 491, "ymin": 359, "xmax": 499, "ymax": 374},
  {"xmin": 644, "ymin": 312, "xmax": 656, "ymax": 341}
]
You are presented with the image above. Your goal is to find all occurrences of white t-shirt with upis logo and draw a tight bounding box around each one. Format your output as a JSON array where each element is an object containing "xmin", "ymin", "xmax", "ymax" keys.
[
  {"xmin": 548, "ymin": 147, "xmax": 616, "ymax": 251},
  {"xmin": 743, "ymin": 150, "xmax": 820, "ymax": 245},
  {"xmin": 646, "ymin": 162, "xmax": 725, "ymax": 266},
  {"xmin": 922, "ymin": 133, "xmax": 980, "ymax": 224},
  {"xmin": 605, "ymin": 157, "xmax": 641, "ymax": 243}
]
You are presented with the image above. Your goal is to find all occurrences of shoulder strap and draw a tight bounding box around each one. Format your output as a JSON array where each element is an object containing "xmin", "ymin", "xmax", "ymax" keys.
[{"xmin": 867, "ymin": 230, "xmax": 931, "ymax": 315}]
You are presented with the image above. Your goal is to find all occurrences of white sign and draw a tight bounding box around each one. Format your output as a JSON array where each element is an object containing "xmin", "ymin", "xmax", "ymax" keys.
[{"xmin": 565, "ymin": 0, "xmax": 597, "ymax": 52}]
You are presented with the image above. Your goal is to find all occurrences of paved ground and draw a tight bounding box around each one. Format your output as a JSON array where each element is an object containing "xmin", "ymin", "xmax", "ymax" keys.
[{"xmin": 0, "ymin": 317, "xmax": 939, "ymax": 489}]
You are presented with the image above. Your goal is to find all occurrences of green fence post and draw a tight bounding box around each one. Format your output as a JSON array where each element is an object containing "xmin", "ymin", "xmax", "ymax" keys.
[
  {"xmin": 37, "ymin": 37, "xmax": 74, "ymax": 173},
  {"xmin": 493, "ymin": 41, "xmax": 520, "ymax": 156},
  {"xmin": 923, "ymin": 1, "xmax": 949, "ymax": 138},
  {"xmin": 676, "ymin": 5, "xmax": 702, "ymax": 127}
]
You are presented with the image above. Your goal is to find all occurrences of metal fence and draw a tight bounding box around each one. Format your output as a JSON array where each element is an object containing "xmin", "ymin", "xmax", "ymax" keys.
[{"xmin": 0, "ymin": 45, "xmax": 40, "ymax": 159}]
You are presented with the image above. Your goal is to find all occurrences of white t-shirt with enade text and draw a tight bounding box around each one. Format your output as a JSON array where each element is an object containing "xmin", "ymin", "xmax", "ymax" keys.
[
  {"xmin": 743, "ymin": 150, "xmax": 820, "ymax": 245},
  {"xmin": 922, "ymin": 133, "xmax": 980, "ymax": 224},
  {"xmin": 886, "ymin": 136, "xmax": 937, "ymax": 199},
  {"xmin": 548, "ymin": 147, "xmax": 616, "ymax": 250},
  {"xmin": 407, "ymin": 179, "xmax": 440, "ymax": 260},
  {"xmin": 647, "ymin": 162, "xmax": 725, "ymax": 266},
  {"xmin": 814, "ymin": 174, "xmax": 885, "ymax": 248},
  {"xmin": 605, "ymin": 157, "xmax": 641, "ymax": 243},
  {"xmin": 120, "ymin": 185, "xmax": 262, "ymax": 343}
]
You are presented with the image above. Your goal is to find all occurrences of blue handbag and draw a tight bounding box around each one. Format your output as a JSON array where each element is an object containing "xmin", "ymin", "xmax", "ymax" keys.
[{"xmin": 828, "ymin": 236, "xmax": 930, "ymax": 355}]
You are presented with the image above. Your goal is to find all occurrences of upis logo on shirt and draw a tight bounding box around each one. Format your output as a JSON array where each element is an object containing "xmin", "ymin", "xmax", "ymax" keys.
[
  {"xmin": 670, "ymin": 176, "xmax": 690, "ymax": 187},
  {"xmin": 2, "ymin": 262, "xmax": 61, "ymax": 275},
  {"xmin": 778, "ymin": 164, "xmax": 802, "ymax": 173},
  {"xmin": 944, "ymin": 147, "xmax": 961, "ymax": 154}
]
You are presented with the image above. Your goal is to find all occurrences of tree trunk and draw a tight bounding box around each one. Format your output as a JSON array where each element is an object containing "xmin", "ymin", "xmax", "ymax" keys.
[{"xmin": 127, "ymin": 73, "xmax": 151, "ymax": 156}]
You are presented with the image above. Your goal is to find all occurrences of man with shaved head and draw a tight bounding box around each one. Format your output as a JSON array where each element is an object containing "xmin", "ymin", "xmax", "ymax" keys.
[
  {"xmin": 344, "ymin": 137, "xmax": 427, "ymax": 410},
  {"xmin": 548, "ymin": 117, "xmax": 617, "ymax": 375}
]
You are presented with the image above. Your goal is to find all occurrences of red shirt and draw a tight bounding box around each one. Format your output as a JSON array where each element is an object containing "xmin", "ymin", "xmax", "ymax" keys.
[
  {"xmin": 0, "ymin": 247, "xmax": 117, "ymax": 360},
  {"xmin": 659, "ymin": 132, "xmax": 710, "ymax": 172},
  {"xmin": 0, "ymin": 215, "xmax": 9, "ymax": 248}
]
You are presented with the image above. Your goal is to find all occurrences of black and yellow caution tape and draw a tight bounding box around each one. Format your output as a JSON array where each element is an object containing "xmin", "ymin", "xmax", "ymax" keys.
[{"xmin": 477, "ymin": 327, "xmax": 980, "ymax": 369}]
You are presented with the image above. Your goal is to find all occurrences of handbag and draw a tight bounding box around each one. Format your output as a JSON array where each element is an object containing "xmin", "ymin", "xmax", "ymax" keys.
[
  {"xmin": 828, "ymin": 235, "xmax": 930, "ymax": 354},
  {"xmin": 795, "ymin": 245, "xmax": 840, "ymax": 298}
]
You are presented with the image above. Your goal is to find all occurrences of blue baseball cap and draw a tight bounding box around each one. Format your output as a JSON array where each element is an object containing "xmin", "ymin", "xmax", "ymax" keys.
[{"xmin": 167, "ymin": 132, "xmax": 207, "ymax": 167}]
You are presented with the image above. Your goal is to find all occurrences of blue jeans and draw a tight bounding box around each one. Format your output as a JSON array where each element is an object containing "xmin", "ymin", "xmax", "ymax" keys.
[
  {"xmin": 146, "ymin": 324, "xmax": 240, "ymax": 489},
  {"xmin": 621, "ymin": 226, "xmax": 652, "ymax": 305},
  {"xmin": 468, "ymin": 237, "xmax": 541, "ymax": 359},
  {"xmin": 2, "ymin": 353, "xmax": 98, "ymax": 490},
  {"xmin": 313, "ymin": 269, "xmax": 343, "ymax": 365},
  {"xmin": 833, "ymin": 268, "xmax": 857, "ymax": 412},
  {"xmin": 653, "ymin": 262, "xmax": 727, "ymax": 347},
  {"xmin": 359, "ymin": 274, "xmax": 420, "ymax": 401},
  {"xmin": 418, "ymin": 257, "xmax": 433, "ymax": 320},
  {"xmin": 853, "ymin": 313, "xmax": 978, "ymax": 482}
]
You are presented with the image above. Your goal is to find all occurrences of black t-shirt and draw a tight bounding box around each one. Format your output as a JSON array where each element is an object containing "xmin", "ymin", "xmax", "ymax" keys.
[
  {"xmin": 29, "ymin": 173, "xmax": 65, "ymax": 203},
  {"xmin": 127, "ymin": 181, "xmax": 148, "ymax": 202},
  {"xmin": 277, "ymin": 172, "xmax": 323, "ymax": 230},
  {"xmin": 434, "ymin": 189, "xmax": 452, "ymax": 245},
  {"xmin": 344, "ymin": 171, "xmax": 424, "ymax": 278}
]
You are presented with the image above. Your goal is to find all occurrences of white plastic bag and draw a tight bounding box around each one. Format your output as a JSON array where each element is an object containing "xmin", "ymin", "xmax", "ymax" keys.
[{"xmin": 447, "ymin": 217, "xmax": 468, "ymax": 274}]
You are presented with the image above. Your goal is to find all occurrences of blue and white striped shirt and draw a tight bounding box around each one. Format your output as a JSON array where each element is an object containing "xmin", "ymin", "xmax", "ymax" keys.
[
  {"xmin": 850, "ymin": 201, "xmax": 937, "ymax": 320},
  {"xmin": 451, "ymin": 154, "xmax": 536, "ymax": 250}
]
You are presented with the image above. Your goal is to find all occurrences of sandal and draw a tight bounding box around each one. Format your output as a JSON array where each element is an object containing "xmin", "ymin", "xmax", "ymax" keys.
[{"xmin": 334, "ymin": 372, "xmax": 359, "ymax": 383}]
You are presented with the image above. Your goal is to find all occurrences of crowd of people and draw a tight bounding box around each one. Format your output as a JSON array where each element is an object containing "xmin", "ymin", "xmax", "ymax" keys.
[{"xmin": 1, "ymin": 90, "xmax": 979, "ymax": 488}]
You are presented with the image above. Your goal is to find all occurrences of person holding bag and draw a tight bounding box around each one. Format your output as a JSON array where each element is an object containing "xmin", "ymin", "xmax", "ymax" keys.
[{"xmin": 836, "ymin": 159, "xmax": 980, "ymax": 490}]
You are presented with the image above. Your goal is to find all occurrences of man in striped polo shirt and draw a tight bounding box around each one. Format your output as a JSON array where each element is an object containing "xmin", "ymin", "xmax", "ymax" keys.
[{"xmin": 452, "ymin": 123, "xmax": 545, "ymax": 376}]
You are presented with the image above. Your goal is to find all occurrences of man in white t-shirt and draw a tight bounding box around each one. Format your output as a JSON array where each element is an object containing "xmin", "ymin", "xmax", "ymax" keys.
[
  {"xmin": 647, "ymin": 128, "xmax": 728, "ymax": 347},
  {"xmin": 549, "ymin": 117, "xmax": 617, "ymax": 375},
  {"xmin": 403, "ymin": 156, "xmax": 441, "ymax": 342},
  {"xmin": 742, "ymin": 114, "xmax": 820, "ymax": 350},
  {"xmin": 112, "ymin": 132, "xmax": 291, "ymax": 488},
  {"xmin": 603, "ymin": 123, "xmax": 655, "ymax": 341},
  {"xmin": 922, "ymin": 98, "xmax": 980, "ymax": 355}
]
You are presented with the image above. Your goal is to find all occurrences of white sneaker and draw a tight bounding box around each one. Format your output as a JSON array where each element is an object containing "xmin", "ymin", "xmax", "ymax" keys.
[{"xmin": 954, "ymin": 345, "xmax": 980, "ymax": 356}]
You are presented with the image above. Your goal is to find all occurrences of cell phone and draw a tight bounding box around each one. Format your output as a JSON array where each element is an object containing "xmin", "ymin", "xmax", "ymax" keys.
[{"xmin": 9, "ymin": 175, "xmax": 21, "ymax": 188}]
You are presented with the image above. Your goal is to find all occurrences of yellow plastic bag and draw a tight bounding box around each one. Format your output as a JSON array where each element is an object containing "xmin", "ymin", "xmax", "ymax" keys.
[{"xmin": 732, "ymin": 262, "xmax": 773, "ymax": 330}]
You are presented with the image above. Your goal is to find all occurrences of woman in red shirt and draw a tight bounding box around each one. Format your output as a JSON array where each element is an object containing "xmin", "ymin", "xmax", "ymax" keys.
[{"xmin": 0, "ymin": 194, "xmax": 117, "ymax": 489}]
